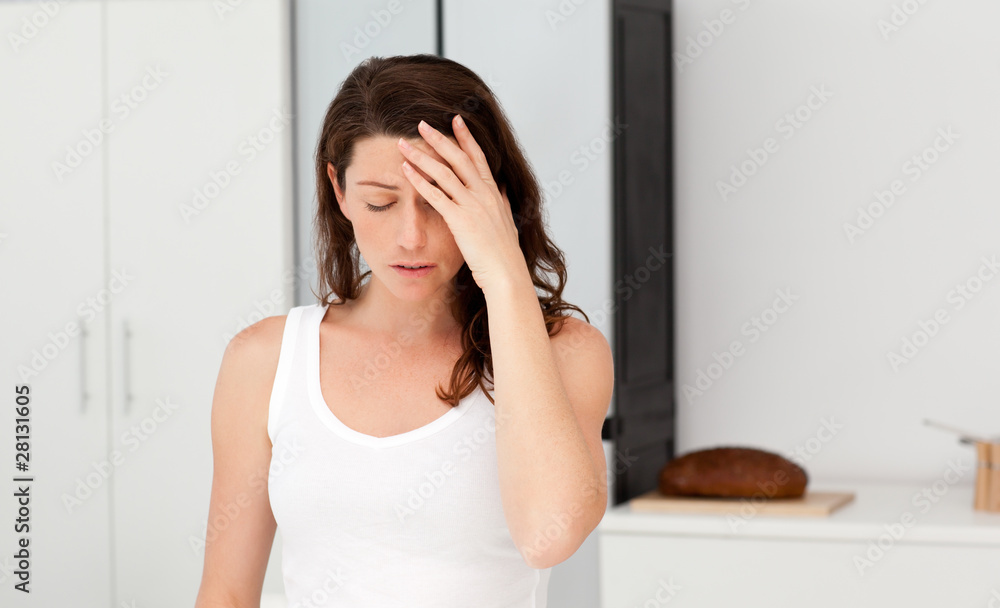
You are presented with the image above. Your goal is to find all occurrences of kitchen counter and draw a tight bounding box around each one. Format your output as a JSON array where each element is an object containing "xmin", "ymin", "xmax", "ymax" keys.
[
  {"xmin": 597, "ymin": 478, "xmax": 1000, "ymax": 608},
  {"xmin": 598, "ymin": 477, "xmax": 1000, "ymax": 545}
]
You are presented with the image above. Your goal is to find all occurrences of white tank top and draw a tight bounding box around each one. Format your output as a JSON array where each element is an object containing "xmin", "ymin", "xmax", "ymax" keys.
[{"xmin": 266, "ymin": 303, "xmax": 552, "ymax": 607}]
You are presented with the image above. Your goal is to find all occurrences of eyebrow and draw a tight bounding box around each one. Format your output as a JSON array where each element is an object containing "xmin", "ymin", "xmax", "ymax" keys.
[
  {"xmin": 355, "ymin": 180, "xmax": 399, "ymax": 190},
  {"xmin": 356, "ymin": 178, "xmax": 438, "ymax": 190}
]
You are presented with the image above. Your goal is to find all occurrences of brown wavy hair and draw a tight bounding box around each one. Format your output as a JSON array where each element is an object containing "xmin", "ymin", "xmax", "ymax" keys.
[{"xmin": 311, "ymin": 53, "xmax": 589, "ymax": 407}]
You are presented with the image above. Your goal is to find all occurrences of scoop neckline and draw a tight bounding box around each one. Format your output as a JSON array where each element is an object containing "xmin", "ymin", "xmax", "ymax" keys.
[{"xmin": 306, "ymin": 303, "xmax": 479, "ymax": 448}]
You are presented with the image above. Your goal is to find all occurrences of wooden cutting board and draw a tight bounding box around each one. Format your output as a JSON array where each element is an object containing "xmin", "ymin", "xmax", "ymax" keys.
[{"xmin": 629, "ymin": 489, "xmax": 856, "ymax": 517}]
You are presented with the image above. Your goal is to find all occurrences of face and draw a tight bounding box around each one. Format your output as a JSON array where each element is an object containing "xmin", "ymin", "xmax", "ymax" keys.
[{"xmin": 328, "ymin": 134, "xmax": 465, "ymax": 300}]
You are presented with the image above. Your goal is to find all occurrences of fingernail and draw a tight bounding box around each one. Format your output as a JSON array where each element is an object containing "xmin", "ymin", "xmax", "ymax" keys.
[
  {"xmin": 454, "ymin": 114, "xmax": 464, "ymax": 128},
  {"xmin": 397, "ymin": 137, "xmax": 411, "ymax": 150}
]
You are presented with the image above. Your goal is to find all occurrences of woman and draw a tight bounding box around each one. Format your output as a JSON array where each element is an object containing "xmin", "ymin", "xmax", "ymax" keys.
[{"xmin": 195, "ymin": 54, "xmax": 614, "ymax": 608}]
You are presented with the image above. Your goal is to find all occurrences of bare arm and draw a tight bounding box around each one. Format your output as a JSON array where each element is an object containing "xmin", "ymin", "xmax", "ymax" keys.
[
  {"xmin": 486, "ymin": 274, "xmax": 614, "ymax": 570},
  {"xmin": 195, "ymin": 315, "xmax": 286, "ymax": 608}
]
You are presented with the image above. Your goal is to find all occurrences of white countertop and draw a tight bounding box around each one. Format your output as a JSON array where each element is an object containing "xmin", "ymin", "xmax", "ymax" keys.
[{"xmin": 598, "ymin": 478, "xmax": 1000, "ymax": 546}]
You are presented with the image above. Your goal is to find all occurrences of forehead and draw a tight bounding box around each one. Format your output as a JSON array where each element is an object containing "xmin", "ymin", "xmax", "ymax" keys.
[
  {"xmin": 348, "ymin": 134, "xmax": 455, "ymax": 183},
  {"xmin": 351, "ymin": 135, "xmax": 450, "ymax": 171}
]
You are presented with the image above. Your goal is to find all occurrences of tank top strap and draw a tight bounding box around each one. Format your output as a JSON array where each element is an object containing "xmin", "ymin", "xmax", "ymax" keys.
[{"xmin": 267, "ymin": 304, "xmax": 308, "ymax": 444}]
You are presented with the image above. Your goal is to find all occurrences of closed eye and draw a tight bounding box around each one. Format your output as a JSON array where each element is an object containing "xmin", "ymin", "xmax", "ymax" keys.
[{"xmin": 365, "ymin": 200, "xmax": 434, "ymax": 213}]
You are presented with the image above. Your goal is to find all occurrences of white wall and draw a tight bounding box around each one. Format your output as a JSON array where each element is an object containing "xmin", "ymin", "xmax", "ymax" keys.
[{"xmin": 673, "ymin": 0, "xmax": 1000, "ymax": 484}]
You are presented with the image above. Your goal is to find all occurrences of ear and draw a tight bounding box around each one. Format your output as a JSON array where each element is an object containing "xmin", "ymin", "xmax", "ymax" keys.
[{"xmin": 327, "ymin": 162, "xmax": 350, "ymax": 221}]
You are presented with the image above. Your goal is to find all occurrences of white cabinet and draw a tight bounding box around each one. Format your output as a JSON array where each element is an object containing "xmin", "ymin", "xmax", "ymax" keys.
[
  {"xmin": 0, "ymin": 3, "xmax": 111, "ymax": 605},
  {"xmin": 0, "ymin": 1, "xmax": 292, "ymax": 606},
  {"xmin": 598, "ymin": 480, "xmax": 1000, "ymax": 607}
]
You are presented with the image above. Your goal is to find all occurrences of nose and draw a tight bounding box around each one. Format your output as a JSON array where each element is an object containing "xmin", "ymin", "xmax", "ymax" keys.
[{"xmin": 395, "ymin": 193, "xmax": 430, "ymax": 250}]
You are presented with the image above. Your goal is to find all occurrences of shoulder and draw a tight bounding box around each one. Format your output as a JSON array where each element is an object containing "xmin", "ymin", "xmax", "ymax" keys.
[
  {"xmin": 227, "ymin": 312, "xmax": 288, "ymax": 361},
  {"xmin": 550, "ymin": 316, "xmax": 611, "ymax": 360},
  {"xmin": 549, "ymin": 316, "xmax": 614, "ymax": 401},
  {"xmin": 210, "ymin": 313, "xmax": 293, "ymax": 445},
  {"xmin": 219, "ymin": 312, "xmax": 291, "ymax": 393}
]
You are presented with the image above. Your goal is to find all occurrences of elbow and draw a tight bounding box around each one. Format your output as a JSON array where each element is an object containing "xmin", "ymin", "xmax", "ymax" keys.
[
  {"xmin": 516, "ymin": 501, "xmax": 607, "ymax": 570},
  {"xmin": 521, "ymin": 542, "xmax": 575, "ymax": 570},
  {"xmin": 194, "ymin": 586, "xmax": 257, "ymax": 608},
  {"xmin": 518, "ymin": 526, "xmax": 587, "ymax": 570}
]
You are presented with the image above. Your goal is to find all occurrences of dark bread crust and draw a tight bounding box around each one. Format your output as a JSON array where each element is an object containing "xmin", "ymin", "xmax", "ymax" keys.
[{"xmin": 658, "ymin": 446, "xmax": 808, "ymax": 498}]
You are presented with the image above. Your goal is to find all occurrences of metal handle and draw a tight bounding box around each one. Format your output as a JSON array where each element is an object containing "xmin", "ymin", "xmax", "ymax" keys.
[
  {"xmin": 79, "ymin": 319, "xmax": 88, "ymax": 413},
  {"xmin": 123, "ymin": 319, "xmax": 132, "ymax": 415}
]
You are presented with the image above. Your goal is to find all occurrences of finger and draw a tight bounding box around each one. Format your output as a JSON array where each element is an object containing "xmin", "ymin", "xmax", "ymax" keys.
[
  {"xmin": 417, "ymin": 119, "xmax": 494, "ymax": 195},
  {"xmin": 398, "ymin": 135, "xmax": 471, "ymax": 207},
  {"xmin": 401, "ymin": 160, "xmax": 458, "ymax": 224},
  {"xmin": 450, "ymin": 115, "xmax": 496, "ymax": 190}
]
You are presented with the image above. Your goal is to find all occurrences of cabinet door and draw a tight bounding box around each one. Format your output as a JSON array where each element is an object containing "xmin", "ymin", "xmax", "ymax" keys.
[
  {"xmin": 0, "ymin": 2, "xmax": 111, "ymax": 606},
  {"xmin": 105, "ymin": 1, "xmax": 293, "ymax": 606},
  {"xmin": 600, "ymin": 533, "xmax": 1000, "ymax": 607}
]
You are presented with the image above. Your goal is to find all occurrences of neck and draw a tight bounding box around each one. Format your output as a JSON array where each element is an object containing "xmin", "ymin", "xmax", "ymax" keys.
[{"xmin": 342, "ymin": 277, "xmax": 463, "ymax": 346}]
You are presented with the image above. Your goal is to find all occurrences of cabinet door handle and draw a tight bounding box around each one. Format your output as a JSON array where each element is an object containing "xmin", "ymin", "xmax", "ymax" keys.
[
  {"xmin": 79, "ymin": 318, "xmax": 88, "ymax": 414},
  {"xmin": 123, "ymin": 319, "xmax": 132, "ymax": 415}
]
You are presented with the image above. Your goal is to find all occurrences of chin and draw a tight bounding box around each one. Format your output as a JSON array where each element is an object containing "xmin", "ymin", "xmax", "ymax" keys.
[{"xmin": 384, "ymin": 273, "xmax": 440, "ymax": 295}]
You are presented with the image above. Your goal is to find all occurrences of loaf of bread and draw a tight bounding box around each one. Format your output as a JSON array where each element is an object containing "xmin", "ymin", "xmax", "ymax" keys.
[{"xmin": 658, "ymin": 446, "xmax": 808, "ymax": 499}]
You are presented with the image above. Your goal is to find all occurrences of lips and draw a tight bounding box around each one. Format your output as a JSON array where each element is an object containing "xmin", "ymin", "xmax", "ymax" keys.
[{"xmin": 392, "ymin": 264, "xmax": 435, "ymax": 278}]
